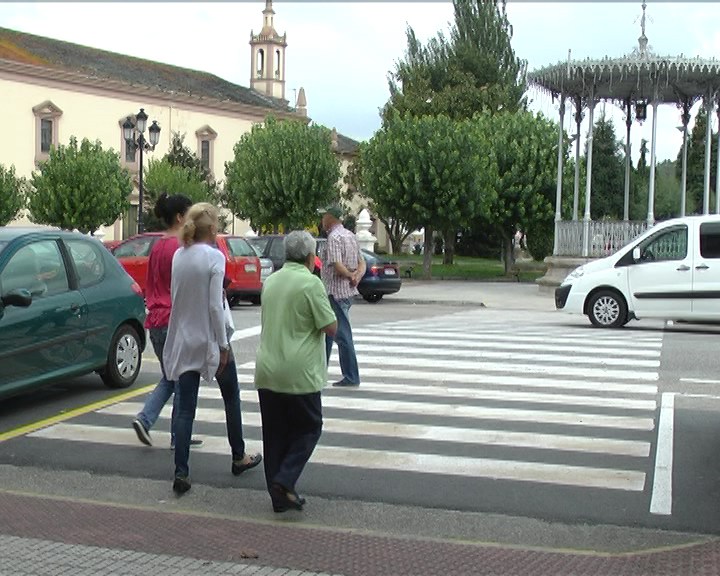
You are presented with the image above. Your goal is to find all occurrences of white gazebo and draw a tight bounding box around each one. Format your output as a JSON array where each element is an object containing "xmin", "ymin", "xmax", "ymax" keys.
[{"xmin": 529, "ymin": 2, "xmax": 720, "ymax": 290}]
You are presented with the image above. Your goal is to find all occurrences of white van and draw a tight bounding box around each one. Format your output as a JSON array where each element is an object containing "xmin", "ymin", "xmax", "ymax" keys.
[{"xmin": 555, "ymin": 215, "xmax": 720, "ymax": 327}]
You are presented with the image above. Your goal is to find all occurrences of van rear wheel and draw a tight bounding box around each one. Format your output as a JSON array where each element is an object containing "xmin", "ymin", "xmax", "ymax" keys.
[{"xmin": 588, "ymin": 290, "xmax": 628, "ymax": 328}]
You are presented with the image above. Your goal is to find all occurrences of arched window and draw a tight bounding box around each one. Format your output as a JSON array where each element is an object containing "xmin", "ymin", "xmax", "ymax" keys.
[
  {"xmin": 275, "ymin": 49, "xmax": 281, "ymax": 79},
  {"xmin": 256, "ymin": 49, "xmax": 265, "ymax": 77}
]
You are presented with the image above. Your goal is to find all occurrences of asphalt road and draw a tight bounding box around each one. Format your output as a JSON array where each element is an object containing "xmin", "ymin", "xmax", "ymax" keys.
[{"xmin": 3, "ymin": 298, "xmax": 720, "ymax": 536}]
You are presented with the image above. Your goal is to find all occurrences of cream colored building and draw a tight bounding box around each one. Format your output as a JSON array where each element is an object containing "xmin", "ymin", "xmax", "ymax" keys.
[{"xmin": 0, "ymin": 0, "xmax": 359, "ymax": 241}]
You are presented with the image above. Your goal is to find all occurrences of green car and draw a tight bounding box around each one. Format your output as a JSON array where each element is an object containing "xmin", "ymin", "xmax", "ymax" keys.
[{"xmin": 0, "ymin": 228, "xmax": 147, "ymax": 400}]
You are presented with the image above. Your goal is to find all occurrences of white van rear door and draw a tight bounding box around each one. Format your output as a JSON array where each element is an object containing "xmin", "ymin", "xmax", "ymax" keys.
[
  {"xmin": 626, "ymin": 223, "xmax": 692, "ymax": 318},
  {"xmin": 691, "ymin": 220, "xmax": 720, "ymax": 319}
]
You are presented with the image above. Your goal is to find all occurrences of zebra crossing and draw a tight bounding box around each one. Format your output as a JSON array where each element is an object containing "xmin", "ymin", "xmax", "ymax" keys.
[{"xmin": 27, "ymin": 310, "xmax": 662, "ymax": 498}]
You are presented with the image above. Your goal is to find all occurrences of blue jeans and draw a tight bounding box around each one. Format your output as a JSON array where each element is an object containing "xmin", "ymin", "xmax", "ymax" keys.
[
  {"xmin": 325, "ymin": 296, "xmax": 360, "ymax": 385},
  {"xmin": 137, "ymin": 327, "xmax": 179, "ymax": 443},
  {"xmin": 174, "ymin": 351, "xmax": 246, "ymax": 479}
]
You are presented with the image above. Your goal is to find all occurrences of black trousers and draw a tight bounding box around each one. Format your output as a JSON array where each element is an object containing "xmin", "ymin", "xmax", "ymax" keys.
[{"xmin": 257, "ymin": 389, "xmax": 323, "ymax": 493}]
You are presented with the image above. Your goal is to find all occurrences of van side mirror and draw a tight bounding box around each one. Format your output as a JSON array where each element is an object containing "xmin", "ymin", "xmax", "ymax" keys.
[
  {"xmin": 632, "ymin": 247, "xmax": 641, "ymax": 262},
  {"xmin": 1, "ymin": 288, "xmax": 32, "ymax": 308}
]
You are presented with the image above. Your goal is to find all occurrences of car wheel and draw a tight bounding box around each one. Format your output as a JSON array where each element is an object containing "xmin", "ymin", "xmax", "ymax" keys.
[
  {"xmin": 100, "ymin": 324, "xmax": 142, "ymax": 388},
  {"xmin": 587, "ymin": 290, "xmax": 628, "ymax": 328},
  {"xmin": 362, "ymin": 293, "xmax": 383, "ymax": 303},
  {"xmin": 228, "ymin": 296, "xmax": 240, "ymax": 308}
]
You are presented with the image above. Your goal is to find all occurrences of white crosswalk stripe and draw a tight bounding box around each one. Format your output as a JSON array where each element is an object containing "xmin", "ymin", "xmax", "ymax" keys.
[{"xmin": 28, "ymin": 310, "xmax": 661, "ymax": 494}]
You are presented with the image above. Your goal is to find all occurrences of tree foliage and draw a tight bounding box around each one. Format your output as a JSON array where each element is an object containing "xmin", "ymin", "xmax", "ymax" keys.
[
  {"xmin": 474, "ymin": 110, "xmax": 560, "ymax": 271},
  {"xmin": 28, "ymin": 137, "xmax": 131, "ymax": 234},
  {"xmin": 383, "ymin": 0, "xmax": 526, "ymax": 125},
  {"xmin": 0, "ymin": 165, "xmax": 26, "ymax": 226},
  {"xmin": 143, "ymin": 133, "xmax": 224, "ymax": 231},
  {"xmin": 676, "ymin": 107, "xmax": 717, "ymax": 214},
  {"xmin": 361, "ymin": 114, "xmax": 497, "ymax": 278},
  {"xmin": 224, "ymin": 117, "xmax": 341, "ymax": 232},
  {"xmin": 589, "ymin": 112, "xmax": 625, "ymax": 220}
]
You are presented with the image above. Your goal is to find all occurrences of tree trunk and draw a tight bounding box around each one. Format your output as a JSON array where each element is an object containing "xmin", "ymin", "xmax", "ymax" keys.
[
  {"xmin": 502, "ymin": 234, "xmax": 515, "ymax": 275},
  {"xmin": 443, "ymin": 229, "xmax": 455, "ymax": 265},
  {"xmin": 422, "ymin": 225, "xmax": 433, "ymax": 279}
]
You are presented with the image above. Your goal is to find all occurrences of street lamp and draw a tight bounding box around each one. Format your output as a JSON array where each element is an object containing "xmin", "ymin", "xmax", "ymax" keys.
[{"xmin": 123, "ymin": 108, "xmax": 161, "ymax": 233}]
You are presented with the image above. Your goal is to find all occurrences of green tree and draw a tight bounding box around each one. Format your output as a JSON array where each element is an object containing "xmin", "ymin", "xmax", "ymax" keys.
[
  {"xmin": 224, "ymin": 116, "xmax": 341, "ymax": 232},
  {"xmin": 474, "ymin": 110, "xmax": 560, "ymax": 272},
  {"xmin": 0, "ymin": 165, "xmax": 26, "ymax": 226},
  {"xmin": 630, "ymin": 139, "xmax": 649, "ymax": 221},
  {"xmin": 655, "ymin": 159, "xmax": 680, "ymax": 220},
  {"xmin": 676, "ymin": 107, "xmax": 717, "ymax": 214},
  {"xmin": 142, "ymin": 133, "xmax": 226, "ymax": 231},
  {"xmin": 361, "ymin": 114, "xmax": 497, "ymax": 279},
  {"xmin": 589, "ymin": 112, "xmax": 625, "ymax": 220},
  {"xmin": 28, "ymin": 137, "xmax": 131, "ymax": 234}
]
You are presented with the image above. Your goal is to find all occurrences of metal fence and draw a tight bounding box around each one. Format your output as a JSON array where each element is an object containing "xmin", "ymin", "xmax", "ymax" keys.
[{"xmin": 555, "ymin": 220, "xmax": 649, "ymax": 258}]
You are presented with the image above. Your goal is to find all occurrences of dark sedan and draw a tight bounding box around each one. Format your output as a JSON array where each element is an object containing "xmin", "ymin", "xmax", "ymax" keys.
[{"xmin": 357, "ymin": 249, "xmax": 402, "ymax": 303}]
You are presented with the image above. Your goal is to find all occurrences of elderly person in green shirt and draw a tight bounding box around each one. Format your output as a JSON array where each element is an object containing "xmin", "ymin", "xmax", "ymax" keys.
[{"xmin": 255, "ymin": 230, "xmax": 337, "ymax": 513}]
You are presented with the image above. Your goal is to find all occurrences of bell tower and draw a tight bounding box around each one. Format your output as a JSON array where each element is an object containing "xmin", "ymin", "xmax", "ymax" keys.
[{"xmin": 249, "ymin": 0, "xmax": 287, "ymax": 102}]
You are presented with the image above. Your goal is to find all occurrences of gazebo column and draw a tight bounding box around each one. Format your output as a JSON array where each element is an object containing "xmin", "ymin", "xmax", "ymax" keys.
[
  {"xmin": 573, "ymin": 96, "xmax": 583, "ymax": 221},
  {"xmin": 716, "ymin": 103, "xmax": 720, "ymax": 214},
  {"xmin": 679, "ymin": 101, "xmax": 691, "ymax": 217},
  {"xmin": 647, "ymin": 87, "xmax": 659, "ymax": 225},
  {"xmin": 582, "ymin": 88, "xmax": 596, "ymax": 258},
  {"xmin": 623, "ymin": 99, "xmax": 632, "ymax": 221},
  {"xmin": 553, "ymin": 94, "xmax": 566, "ymax": 256},
  {"xmin": 703, "ymin": 92, "xmax": 714, "ymax": 214}
]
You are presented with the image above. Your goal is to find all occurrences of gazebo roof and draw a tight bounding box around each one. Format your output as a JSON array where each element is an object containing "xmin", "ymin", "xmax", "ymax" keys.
[
  {"xmin": 529, "ymin": 54, "xmax": 720, "ymax": 105},
  {"xmin": 528, "ymin": 2, "xmax": 720, "ymax": 106}
]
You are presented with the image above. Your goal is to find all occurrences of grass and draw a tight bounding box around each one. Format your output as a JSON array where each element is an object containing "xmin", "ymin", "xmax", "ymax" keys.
[{"xmin": 386, "ymin": 254, "xmax": 547, "ymax": 282}]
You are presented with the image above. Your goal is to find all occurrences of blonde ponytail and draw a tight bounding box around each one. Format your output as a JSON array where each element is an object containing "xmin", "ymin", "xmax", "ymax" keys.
[{"xmin": 180, "ymin": 202, "xmax": 219, "ymax": 246}]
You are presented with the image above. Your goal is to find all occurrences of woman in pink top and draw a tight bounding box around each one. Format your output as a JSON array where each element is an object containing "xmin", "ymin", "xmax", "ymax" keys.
[{"xmin": 132, "ymin": 193, "xmax": 194, "ymax": 449}]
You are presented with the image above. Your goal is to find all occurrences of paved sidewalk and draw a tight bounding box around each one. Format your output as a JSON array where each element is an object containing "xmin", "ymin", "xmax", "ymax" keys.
[
  {"xmin": 388, "ymin": 279, "xmax": 555, "ymax": 311},
  {"xmin": 1, "ymin": 465, "xmax": 719, "ymax": 576}
]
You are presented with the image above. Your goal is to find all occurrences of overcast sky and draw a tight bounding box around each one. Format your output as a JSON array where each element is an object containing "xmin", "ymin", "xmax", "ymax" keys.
[{"xmin": 1, "ymin": 1, "xmax": 719, "ymax": 163}]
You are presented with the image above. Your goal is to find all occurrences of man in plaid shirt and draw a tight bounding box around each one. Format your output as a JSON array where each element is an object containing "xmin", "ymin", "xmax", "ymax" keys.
[{"xmin": 318, "ymin": 204, "xmax": 366, "ymax": 387}]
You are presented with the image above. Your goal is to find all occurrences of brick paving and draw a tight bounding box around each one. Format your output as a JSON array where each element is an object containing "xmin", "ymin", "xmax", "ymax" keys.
[{"xmin": 2, "ymin": 491, "xmax": 720, "ymax": 575}]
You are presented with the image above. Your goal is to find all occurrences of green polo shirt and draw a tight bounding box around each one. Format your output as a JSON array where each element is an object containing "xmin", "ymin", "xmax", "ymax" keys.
[{"xmin": 254, "ymin": 262, "xmax": 337, "ymax": 394}]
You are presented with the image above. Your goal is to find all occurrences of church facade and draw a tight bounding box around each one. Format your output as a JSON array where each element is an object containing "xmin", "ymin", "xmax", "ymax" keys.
[{"xmin": 0, "ymin": 0, "xmax": 360, "ymax": 241}]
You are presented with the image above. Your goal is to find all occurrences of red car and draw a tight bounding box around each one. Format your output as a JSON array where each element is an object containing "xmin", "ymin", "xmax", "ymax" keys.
[{"xmin": 110, "ymin": 233, "xmax": 262, "ymax": 306}]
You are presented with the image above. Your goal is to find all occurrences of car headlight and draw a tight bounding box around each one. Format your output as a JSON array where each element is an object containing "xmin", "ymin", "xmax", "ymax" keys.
[{"xmin": 565, "ymin": 266, "xmax": 585, "ymax": 282}]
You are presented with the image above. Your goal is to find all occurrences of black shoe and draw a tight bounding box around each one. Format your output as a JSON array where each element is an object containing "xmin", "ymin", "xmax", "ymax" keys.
[
  {"xmin": 269, "ymin": 483, "xmax": 304, "ymax": 513},
  {"xmin": 332, "ymin": 379, "xmax": 359, "ymax": 387},
  {"xmin": 232, "ymin": 453, "xmax": 262, "ymax": 476},
  {"xmin": 170, "ymin": 438, "xmax": 203, "ymax": 450},
  {"xmin": 172, "ymin": 476, "xmax": 191, "ymax": 495},
  {"xmin": 132, "ymin": 419, "xmax": 152, "ymax": 446}
]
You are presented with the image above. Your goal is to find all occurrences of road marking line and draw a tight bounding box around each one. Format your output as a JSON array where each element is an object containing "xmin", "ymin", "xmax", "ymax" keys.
[
  {"xmin": 351, "ymin": 343, "xmax": 660, "ymax": 368},
  {"xmin": 237, "ymin": 364, "xmax": 659, "ymax": 395},
  {"xmin": 650, "ymin": 392, "xmax": 675, "ymax": 516},
  {"xmin": 679, "ymin": 378, "xmax": 720, "ymax": 385},
  {"xmin": 229, "ymin": 325, "xmax": 261, "ymax": 341},
  {"xmin": 28, "ymin": 423, "xmax": 647, "ymax": 491},
  {"xmin": 0, "ymin": 384, "xmax": 155, "ymax": 443},
  {"xmin": 101, "ymin": 403, "xmax": 652, "ymax": 457},
  {"xmin": 190, "ymin": 388, "xmax": 657, "ymax": 430}
]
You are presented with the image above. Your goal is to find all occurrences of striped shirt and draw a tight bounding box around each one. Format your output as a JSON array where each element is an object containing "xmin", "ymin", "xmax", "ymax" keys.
[{"xmin": 321, "ymin": 224, "xmax": 360, "ymax": 300}]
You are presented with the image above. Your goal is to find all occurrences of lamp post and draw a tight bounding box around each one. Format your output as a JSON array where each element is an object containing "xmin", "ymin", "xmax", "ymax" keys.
[{"xmin": 123, "ymin": 108, "xmax": 161, "ymax": 233}]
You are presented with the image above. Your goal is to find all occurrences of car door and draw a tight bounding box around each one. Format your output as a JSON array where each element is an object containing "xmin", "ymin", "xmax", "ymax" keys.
[
  {"xmin": 112, "ymin": 235, "xmax": 156, "ymax": 293},
  {"xmin": 626, "ymin": 223, "xmax": 692, "ymax": 318},
  {"xmin": 691, "ymin": 220, "xmax": 720, "ymax": 319},
  {"xmin": 0, "ymin": 239, "xmax": 87, "ymax": 394}
]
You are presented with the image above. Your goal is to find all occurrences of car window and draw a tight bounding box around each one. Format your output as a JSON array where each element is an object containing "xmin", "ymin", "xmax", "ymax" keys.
[
  {"xmin": 269, "ymin": 239, "xmax": 285, "ymax": 260},
  {"xmin": 0, "ymin": 240, "xmax": 69, "ymax": 297},
  {"xmin": 638, "ymin": 225, "xmax": 688, "ymax": 262},
  {"xmin": 66, "ymin": 239, "xmax": 105, "ymax": 287},
  {"xmin": 248, "ymin": 237, "xmax": 270, "ymax": 256},
  {"xmin": 226, "ymin": 238, "xmax": 256, "ymax": 257},
  {"xmin": 700, "ymin": 222, "xmax": 720, "ymax": 258},
  {"xmin": 114, "ymin": 236, "xmax": 154, "ymax": 258}
]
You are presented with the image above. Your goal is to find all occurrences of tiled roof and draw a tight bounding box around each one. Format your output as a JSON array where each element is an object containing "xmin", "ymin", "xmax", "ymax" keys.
[
  {"xmin": 335, "ymin": 132, "xmax": 360, "ymax": 155},
  {"xmin": 0, "ymin": 26, "xmax": 292, "ymax": 112}
]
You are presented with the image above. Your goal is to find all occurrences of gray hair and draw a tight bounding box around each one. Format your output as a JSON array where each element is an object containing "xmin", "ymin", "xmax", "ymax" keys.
[{"xmin": 284, "ymin": 230, "xmax": 317, "ymax": 263}]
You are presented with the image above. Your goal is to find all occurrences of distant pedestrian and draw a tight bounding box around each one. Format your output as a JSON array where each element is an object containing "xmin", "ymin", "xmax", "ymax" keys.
[
  {"xmin": 255, "ymin": 231, "xmax": 337, "ymax": 512},
  {"xmin": 318, "ymin": 204, "xmax": 365, "ymax": 387},
  {"xmin": 163, "ymin": 202, "xmax": 261, "ymax": 495},
  {"xmin": 132, "ymin": 193, "xmax": 204, "ymax": 450}
]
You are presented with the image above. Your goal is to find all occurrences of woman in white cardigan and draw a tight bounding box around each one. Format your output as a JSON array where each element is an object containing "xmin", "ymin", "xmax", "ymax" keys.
[{"xmin": 163, "ymin": 202, "xmax": 261, "ymax": 495}]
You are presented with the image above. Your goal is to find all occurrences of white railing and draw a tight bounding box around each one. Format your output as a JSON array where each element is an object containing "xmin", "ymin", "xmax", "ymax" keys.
[{"xmin": 556, "ymin": 220, "xmax": 649, "ymax": 257}]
